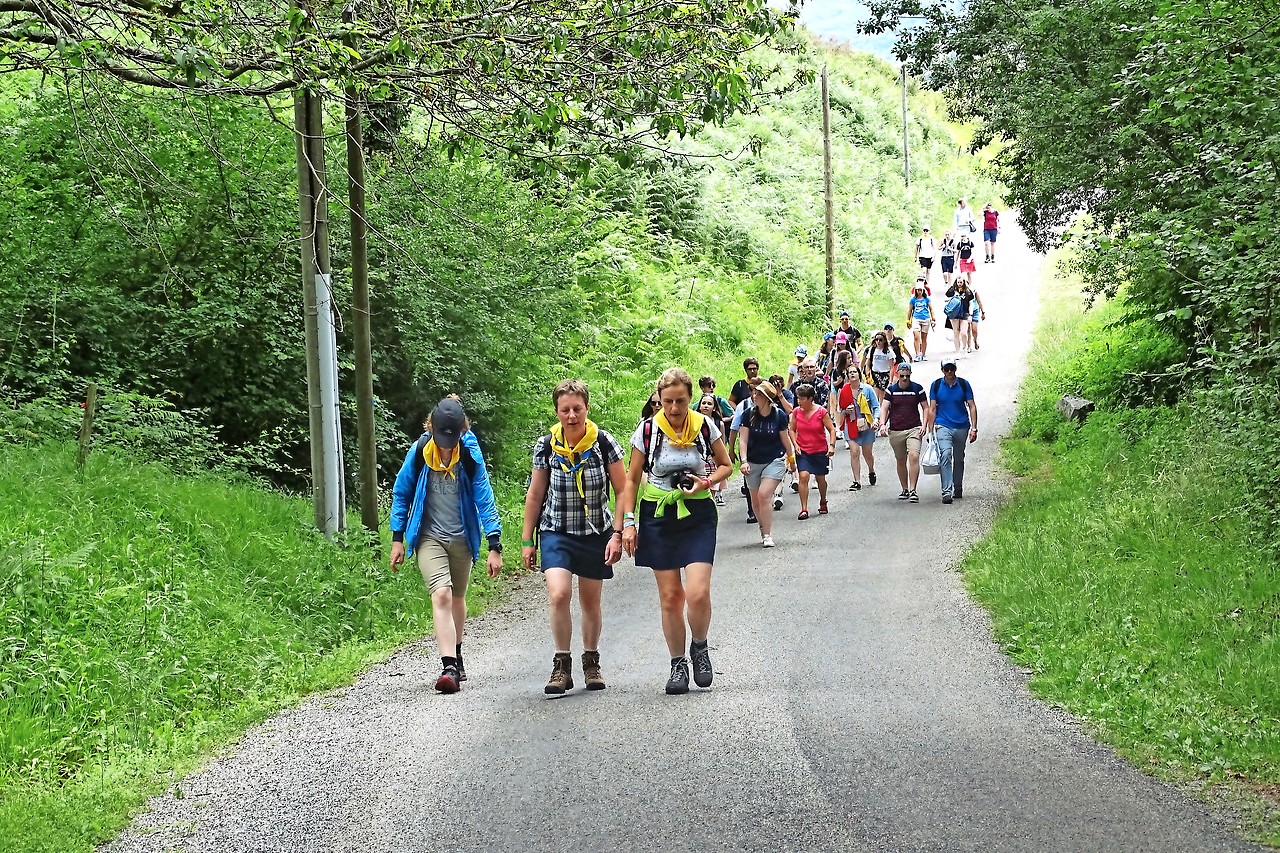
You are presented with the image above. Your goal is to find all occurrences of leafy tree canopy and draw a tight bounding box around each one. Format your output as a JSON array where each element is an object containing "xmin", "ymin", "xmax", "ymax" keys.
[{"xmin": 1, "ymin": 0, "xmax": 808, "ymax": 160}]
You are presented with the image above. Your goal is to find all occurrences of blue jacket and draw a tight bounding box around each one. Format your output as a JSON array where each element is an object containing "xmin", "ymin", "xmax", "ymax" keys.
[{"xmin": 389, "ymin": 430, "xmax": 501, "ymax": 560}]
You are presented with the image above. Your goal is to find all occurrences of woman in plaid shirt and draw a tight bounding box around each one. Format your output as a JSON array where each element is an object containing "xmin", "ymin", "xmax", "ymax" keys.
[{"xmin": 521, "ymin": 379, "xmax": 629, "ymax": 695}]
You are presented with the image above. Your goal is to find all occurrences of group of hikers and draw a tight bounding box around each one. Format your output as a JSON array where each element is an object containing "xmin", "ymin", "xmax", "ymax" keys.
[
  {"xmin": 388, "ymin": 354, "xmax": 982, "ymax": 698},
  {"xmin": 908, "ymin": 198, "xmax": 998, "ymax": 358},
  {"xmin": 386, "ymin": 204, "xmax": 995, "ymax": 699}
]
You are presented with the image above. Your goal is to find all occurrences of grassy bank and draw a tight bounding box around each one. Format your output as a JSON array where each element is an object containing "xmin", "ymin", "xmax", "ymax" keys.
[
  {"xmin": 0, "ymin": 445, "xmax": 459, "ymax": 853},
  {"xmin": 966, "ymin": 263, "xmax": 1280, "ymax": 844}
]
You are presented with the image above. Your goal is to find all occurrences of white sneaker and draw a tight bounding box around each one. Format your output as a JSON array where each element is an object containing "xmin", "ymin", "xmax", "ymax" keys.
[
  {"xmin": 841, "ymin": 439, "xmax": 850, "ymax": 450},
  {"xmin": 762, "ymin": 534, "xmax": 776, "ymax": 548}
]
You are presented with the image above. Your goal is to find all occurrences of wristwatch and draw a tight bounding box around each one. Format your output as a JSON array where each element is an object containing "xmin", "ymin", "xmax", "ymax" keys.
[{"xmin": 488, "ymin": 535, "xmax": 503, "ymax": 554}]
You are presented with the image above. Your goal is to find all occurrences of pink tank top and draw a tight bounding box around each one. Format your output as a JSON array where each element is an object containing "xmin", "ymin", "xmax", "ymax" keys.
[{"xmin": 793, "ymin": 405, "xmax": 829, "ymax": 454}]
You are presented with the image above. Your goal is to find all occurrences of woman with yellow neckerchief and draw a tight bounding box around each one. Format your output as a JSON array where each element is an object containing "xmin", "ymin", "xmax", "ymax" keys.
[
  {"xmin": 521, "ymin": 379, "xmax": 629, "ymax": 696},
  {"xmin": 619, "ymin": 368, "xmax": 732, "ymax": 695},
  {"xmin": 388, "ymin": 398, "xmax": 503, "ymax": 695}
]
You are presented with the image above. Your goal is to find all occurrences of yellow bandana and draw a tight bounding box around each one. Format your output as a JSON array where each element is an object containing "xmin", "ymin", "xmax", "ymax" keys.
[
  {"xmin": 655, "ymin": 409, "xmax": 704, "ymax": 448},
  {"xmin": 550, "ymin": 420, "xmax": 599, "ymax": 502},
  {"xmin": 422, "ymin": 438, "xmax": 459, "ymax": 479}
]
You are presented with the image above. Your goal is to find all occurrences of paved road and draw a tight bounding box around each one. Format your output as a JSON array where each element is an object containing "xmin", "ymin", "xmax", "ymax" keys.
[{"xmin": 108, "ymin": 224, "xmax": 1263, "ymax": 853}]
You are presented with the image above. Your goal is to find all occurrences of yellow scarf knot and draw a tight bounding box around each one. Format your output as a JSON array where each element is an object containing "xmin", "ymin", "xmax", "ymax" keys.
[
  {"xmin": 422, "ymin": 438, "xmax": 459, "ymax": 479},
  {"xmin": 549, "ymin": 420, "xmax": 599, "ymax": 503},
  {"xmin": 655, "ymin": 410, "xmax": 704, "ymax": 448}
]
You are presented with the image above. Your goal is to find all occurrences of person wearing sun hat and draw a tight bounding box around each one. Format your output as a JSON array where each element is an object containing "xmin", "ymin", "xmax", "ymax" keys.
[
  {"xmin": 389, "ymin": 397, "xmax": 503, "ymax": 693},
  {"xmin": 787, "ymin": 344, "xmax": 809, "ymax": 387},
  {"xmin": 906, "ymin": 278, "xmax": 936, "ymax": 361}
]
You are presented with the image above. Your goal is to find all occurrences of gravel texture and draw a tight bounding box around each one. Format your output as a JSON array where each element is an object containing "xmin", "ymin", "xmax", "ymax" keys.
[{"xmin": 106, "ymin": 224, "xmax": 1265, "ymax": 853}]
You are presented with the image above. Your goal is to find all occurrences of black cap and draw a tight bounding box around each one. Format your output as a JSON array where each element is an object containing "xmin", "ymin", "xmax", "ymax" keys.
[{"xmin": 430, "ymin": 398, "xmax": 466, "ymax": 448}]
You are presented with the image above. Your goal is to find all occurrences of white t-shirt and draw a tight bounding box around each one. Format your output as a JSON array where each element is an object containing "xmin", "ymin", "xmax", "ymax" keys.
[
  {"xmin": 954, "ymin": 206, "xmax": 975, "ymax": 232},
  {"xmin": 870, "ymin": 347, "xmax": 895, "ymax": 373},
  {"xmin": 631, "ymin": 418, "xmax": 723, "ymax": 492},
  {"xmin": 916, "ymin": 236, "xmax": 937, "ymax": 259}
]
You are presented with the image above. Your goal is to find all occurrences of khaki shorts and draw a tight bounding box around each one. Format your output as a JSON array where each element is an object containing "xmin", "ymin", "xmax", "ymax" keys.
[
  {"xmin": 889, "ymin": 427, "xmax": 923, "ymax": 459},
  {"xmin": 416, "ymin": 537, "xmax": 473, "ymax": 595}
]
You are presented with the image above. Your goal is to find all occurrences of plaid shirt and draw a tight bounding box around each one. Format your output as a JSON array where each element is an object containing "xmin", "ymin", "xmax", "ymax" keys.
[{"xmin": 532, "ymin": 429, "xmax": 625, "ymax": 537}]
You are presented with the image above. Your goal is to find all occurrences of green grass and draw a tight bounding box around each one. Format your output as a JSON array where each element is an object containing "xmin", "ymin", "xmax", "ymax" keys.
[
  {"xmin": 0, "ymin": 443, "xmax": 482, "ymax": 853},
  {"xmin": 969, "ymin": 266, "xmax": 1280, "ymax": 845}
]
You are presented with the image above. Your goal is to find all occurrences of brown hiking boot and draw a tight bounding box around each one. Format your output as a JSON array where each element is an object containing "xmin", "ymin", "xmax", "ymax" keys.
[
  {"xmin": 545, "ymin": 652, "xmax": 574, "ymax": 695},
  {"xmin": 582, "ymin": 650, "xmax": 606, "ymax": 691}
]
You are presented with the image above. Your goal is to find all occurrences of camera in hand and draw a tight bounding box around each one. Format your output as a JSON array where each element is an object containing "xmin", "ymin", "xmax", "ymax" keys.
[{"xmin": 676, "ymin": 470, "xmax": 702, "ymax": 491}]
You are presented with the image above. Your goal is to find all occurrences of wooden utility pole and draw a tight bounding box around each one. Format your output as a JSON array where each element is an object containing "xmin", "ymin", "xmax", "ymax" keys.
[
  {"xmin": 76, "ymin": 382, "xmax": 98, "ymax": 470},
  {"xmin": 295, "ymin": 85, "xmax": 346, "ymax": 538},
  {"xmin": 901, "ymin": 64, "xmax": 911, "ymax": 187},
  {"xmin": 345, "ymin": 8, "xmax": 379, "ymax": 536},
  {"xmin": 294, "ymin": 90, "xmax": 327, "ymax": 533},
  {"xmin": 820, "ymin": 65, "xmax": 837, "ymax": 320}
]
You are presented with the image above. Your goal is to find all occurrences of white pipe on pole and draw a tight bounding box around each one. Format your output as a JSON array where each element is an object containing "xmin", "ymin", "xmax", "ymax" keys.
[{"xmin": 315, "ymin": 272, "xmax": 345, "ymax": 537}]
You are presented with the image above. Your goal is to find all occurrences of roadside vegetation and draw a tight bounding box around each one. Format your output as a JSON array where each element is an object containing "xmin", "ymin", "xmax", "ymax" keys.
[
  {"xmin": 0, "ymin": 36, "xmax": 1000, "ymax": 853},
  {"xmin": 967, "ymin": 262, "xmax": 1280, "ymax": 845}
]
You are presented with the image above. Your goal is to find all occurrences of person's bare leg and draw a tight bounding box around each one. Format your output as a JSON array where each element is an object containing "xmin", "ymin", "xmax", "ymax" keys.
[
  {"xmin": 908, "ymin": 450, "xmax": 922, "ymax": 491},
  {"xmin": 861, "ymin": 443, "xmax": 876, "ymax": 482},
  {"xmin": 684, "ymin": 563, "xmax": 713, "ymax": 642},
  {"xmin": 653, "ymin": 570, "xmax": 687, "ymax": 656},
  {"xmin": 544, "ymin": 568, "xmax": 573, "ymax": 651},
  {"xmin": 797, "ymin": 469, "xmax": 811, "ymax": 514},
  {"xmin": 755, "ymin": 478, "xmax": 779, "ymax": 534},
  {"xmin": 578, "ymin": 577, "xmax": 603, "ymax": 650},
  {"xmin": 431, "ymin": 587, "xmax": 456, "ymax": 659}
]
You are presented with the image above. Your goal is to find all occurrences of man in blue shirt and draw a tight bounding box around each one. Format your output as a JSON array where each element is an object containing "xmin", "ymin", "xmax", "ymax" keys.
[{"xmin": 923, "ymin": 358, "xmax": 979, "ymax": 504}]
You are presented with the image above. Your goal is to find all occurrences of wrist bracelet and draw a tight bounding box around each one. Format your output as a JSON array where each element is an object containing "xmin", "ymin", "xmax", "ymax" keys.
[
  {"xmin": 623, "ymin": 512, "xmax": 635, "ymax": 520},
  {"xmin": 521, "ymin": 539, "xmax": 535, "ymax": 547},
  {"xmin": 623, "ymin": 519, "xmax": 636, "ymax": 529}
]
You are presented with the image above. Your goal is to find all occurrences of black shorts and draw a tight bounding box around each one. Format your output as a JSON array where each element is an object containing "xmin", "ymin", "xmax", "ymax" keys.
[
  {"xmin": 635, "ymin": 496, "xmax": 718, "ymax": 570},
  {"xmin": 918, "ymin": 257, "xmax": 934, "ymax": 269},
  {"xmin": 871, "ymin": 370, "xmax": 891, "ymax": 389}
]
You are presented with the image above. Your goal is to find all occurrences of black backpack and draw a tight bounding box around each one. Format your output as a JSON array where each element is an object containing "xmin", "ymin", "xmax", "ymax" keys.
[
  {"xmin": 409, "ymin": 433, "xmax": 478, "ymax": 488},
  {"xmin": 639, "ymin": 416, "xmax": 714, "ymax": 473}
]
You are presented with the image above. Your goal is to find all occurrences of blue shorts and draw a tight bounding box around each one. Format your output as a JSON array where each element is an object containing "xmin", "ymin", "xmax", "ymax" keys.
[
  {"xmin": 796, "ymin": 451, "xmax": 830, "ymax": 476},
  {"xmin": 635, "ymin": 496, "xmax": 718, "ymax": 570},
  {"xmin": 940, "ymin": 256, "xmax": 955, "ymax": 273},
  {"xmin": 539, "ymin": 530, "xmax": 612, "ymax": 580},
  {"xmin": 983, "ymin": 228, "xmax": 998, "ymax": 243}
]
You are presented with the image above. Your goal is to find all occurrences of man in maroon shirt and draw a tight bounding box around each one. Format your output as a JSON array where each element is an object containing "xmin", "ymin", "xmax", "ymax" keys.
[{"xmin": 877, "ymin": 362, "xmax": 929, "ymax": 503}]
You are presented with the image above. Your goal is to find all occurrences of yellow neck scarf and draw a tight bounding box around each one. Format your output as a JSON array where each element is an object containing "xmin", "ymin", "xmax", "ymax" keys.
[
  {"xmin": 655, "ymin": 409, "xmax": 704, "ymax": 448},
  {"xmin": 550, "ymin": 420, "xmax": 599, "ymax": 501},
  {"xmin": 422, "ymin": 438, "xmax": 459, "ymax": 479}
]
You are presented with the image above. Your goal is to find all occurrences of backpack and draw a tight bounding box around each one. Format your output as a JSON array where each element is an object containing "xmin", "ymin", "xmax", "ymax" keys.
[
  {"xmin": 640, "ymin": 416, "xmax": 714, "ymax": 474},
  {"xmin": 944, "ymin": 295, "xmax": 965, "ymax": 319},
  {"xmin": 930, "ymin": 377, "xmax": 974, "ymax": 403},
  {"xmin": 410, "ymin": 432, "xmax": 479, "ymax": 489}
]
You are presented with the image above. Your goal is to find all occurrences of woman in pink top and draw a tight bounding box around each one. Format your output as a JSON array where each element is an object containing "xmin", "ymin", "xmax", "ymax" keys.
[{"xmin": 788, "ymin": 383, "xmax": 838, "ymax": 519}]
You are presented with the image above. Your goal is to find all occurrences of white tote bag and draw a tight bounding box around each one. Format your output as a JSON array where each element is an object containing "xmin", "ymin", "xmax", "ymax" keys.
[{"xmin": 920, "ymin": 431, "xmax": 941, "ymax": 475}]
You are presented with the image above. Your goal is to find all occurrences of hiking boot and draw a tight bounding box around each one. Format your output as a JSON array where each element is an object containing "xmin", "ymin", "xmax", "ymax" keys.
[
  {"xmin": 897, "ymin": 489, "xmax": 910, "ymax": 500},
  {"xmin": 909, "ymin": 490, "xmax": 919, "ymax": 503},
  {"xmin": 666, "ymin": 657, "xmax": 691, "ymax": 695},
  {"xmin": 582, "ymin": 651, "xmax": 606, "ymax": 691},
  {"xmin": 690, "ymin": 641, "xmax": 713, "ymax": 688},
  {"xmin": 545, "ymin": 652, "xmax": 574, "ymax": 695},
  {"xmin": 868, "ymin": 471, "xmax": 877, "ymax": 485},
  {"xmin": 435, "ymin": 665, "xmax": 461, "ymax": 694}
]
